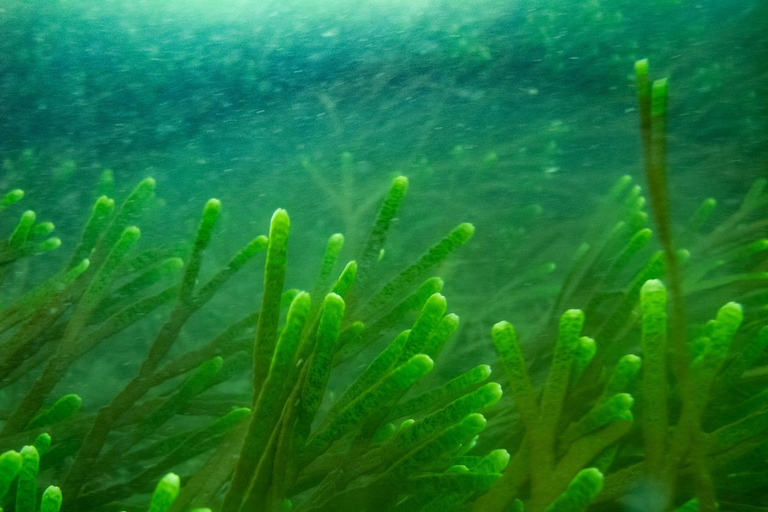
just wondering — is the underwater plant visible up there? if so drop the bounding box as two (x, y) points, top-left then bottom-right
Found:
(0, 58), (766, 512)
(468, 60), (768, 512)
(1, 438), (196, 512)
(1, 162), (525, 511)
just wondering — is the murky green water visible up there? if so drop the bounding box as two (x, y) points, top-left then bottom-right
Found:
(1, 1), (766, 511)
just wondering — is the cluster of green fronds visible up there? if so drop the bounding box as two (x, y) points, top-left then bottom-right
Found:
(202, 178), (508, 512)
(1, 59), (766, 512)
(1, 441), (198, 512)
(0, 159), (532, 512)
(469, 60), (768, 512)
(0, 175), (270, 510)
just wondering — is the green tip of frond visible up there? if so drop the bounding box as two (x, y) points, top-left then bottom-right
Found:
(166, 257), (185, 271)
(444, 312), (459, 325)
(559, 310), (585, 340)
(492, 320), (514, 337)
(636, 228), (652, 242)
(0, 450), (22, 500)
(446, 465), (470, 474)
(40, 486), (62, 512)
(96, 195), (115, 210)
(463, 413), (487, 432)
(36, 237), (61, 253)
(704, 303), (743, 359)
(323, 292), (345, 311)
(614, 174), (634, 190)
(147, 473), (180, 512)
(563, 309), (585, 322)
(484, 449), (511, 472)
(33, 433), (51, 455)
(139, 177), (157, 191)
(749, 238), (768, 254)
(640, 279), (667, 304)
(614, 392), (634, 409)
(3, 189), (24, 205)
(332, 261), (357, 296)
(602, 355), (641, 401)
(123, 178), (157, 210)
(32, 222), (55, 237)
(374, 423), (397, 443)
(478, 364), (492, 379)
(425, 292), (447, 311)
(482, 382), (504, 405)
(10, 210), (36, 246)
(19, 444), (39, 460)
(574, 336), (597, 375)
(29, 393), (82, 429)
(74, 259), (91, 273)
(205, 355), (225, 371)
(204, 198), (222, 214)
(123, 226), (141, 242)
(716, 302), (743, 328)
(577, 336), (596, 357)
(634, 59), (649, 76)
(619, 354), (642, 371)
(328, 233), (344, 248)
(425, 277), (444, 292)
(410, 354), (435, 374)
(392, 175), (409, 192)
(651, 78), (668, 116)
(457, 222), (475, 241)
(290, 291), (312, 311)
(610, 175), (634, 199)
(271, 208), (290, 228)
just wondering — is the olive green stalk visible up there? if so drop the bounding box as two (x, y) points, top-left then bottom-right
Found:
(391, 364), (492, 419)
(9, 211), (36, 250)
(357, 175), (409, 288)
(0, 451), (22, 501)
(15, 446), (39, 512)
(224, 292), (309, 512)
(306, 354), (434, 460)
(312, 233), (344, 300)
(28, 394), (82, 429)
(69, 195), (115, 267)
(253, 209), (291, 396)
(639, 279), (669, 475)
(491, 321), (539, 429)
(398, 293), (447, 363)
(364, 223), (474, 313)
(296, 293), (346, 444)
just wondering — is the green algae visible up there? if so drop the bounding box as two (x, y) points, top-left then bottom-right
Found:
(0, 60), (766, 512)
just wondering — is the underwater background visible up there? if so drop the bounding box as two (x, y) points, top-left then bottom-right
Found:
(0, 1), (767, 511)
